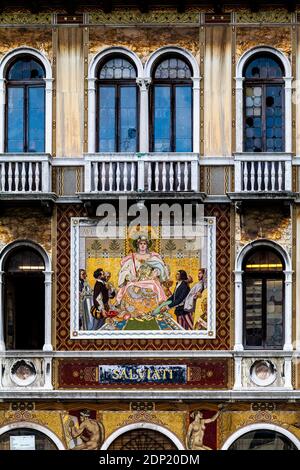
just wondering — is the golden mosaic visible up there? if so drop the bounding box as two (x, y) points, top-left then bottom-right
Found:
(0, 27), (52, 60)
(89, 26), (200, 62)
(102, 410), (186, 444)
(236, 27), (292, 58)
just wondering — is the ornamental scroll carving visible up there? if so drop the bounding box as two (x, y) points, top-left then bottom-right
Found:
(236, 9), (292, 24)
(0, 13), (52, 24)
(89, 10), (201, 25)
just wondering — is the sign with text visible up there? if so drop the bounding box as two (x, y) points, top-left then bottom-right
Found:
(57, 359), (229, 389)
(10, 435), (35, 450)
(99, 365), (187, 384)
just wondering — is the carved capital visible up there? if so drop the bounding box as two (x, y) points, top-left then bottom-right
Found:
(136, 77), (152, 91)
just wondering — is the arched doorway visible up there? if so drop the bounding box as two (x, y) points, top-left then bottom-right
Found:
(108, 429), (177, 450)
(0, 423), (65, 450)
(4, 247), (45, 349)
(222, 424), (300, 450)
(243, 246), (285, 349)
(102, 423), (184, 450)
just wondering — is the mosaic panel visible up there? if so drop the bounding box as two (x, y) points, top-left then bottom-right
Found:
(56, 204), (230, 350)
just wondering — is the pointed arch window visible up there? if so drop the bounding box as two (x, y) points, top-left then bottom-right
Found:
(6, 56), (45, 153)
(243, 54), (285, 152)
(151, 56), (192, 152)
(97, 56), (138, 152)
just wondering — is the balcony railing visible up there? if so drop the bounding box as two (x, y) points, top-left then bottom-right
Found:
(84, 153), (200, 193)
(0, 154), (52, 194)
(234, 153), (292, 193)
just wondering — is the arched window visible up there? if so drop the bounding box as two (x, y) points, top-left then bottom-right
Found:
(6, 56), (46, 153)
(243, 247), (285, 349)
(107, 429), (178, 450)
(4, 247), (45, 350)
(243, 53), (284, 152)
(228, 430), (297, 451)
(151, 56), (192, 152)
(97, 56), (138, 152)
(0, 428), (58, 450)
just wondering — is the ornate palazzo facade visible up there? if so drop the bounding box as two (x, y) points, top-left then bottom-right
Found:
(0, 1), (300, 451)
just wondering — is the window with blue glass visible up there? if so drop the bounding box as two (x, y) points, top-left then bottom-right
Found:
(243, 54), (284, 152)
(6, 56), (45, 153)
(152, 56), (192, 152)
(97, 57), (138, 152)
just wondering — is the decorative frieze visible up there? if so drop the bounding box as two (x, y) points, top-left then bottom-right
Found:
(0, 12), (52, 25)
(89, 10), (200, 25)
(236, 9), (292, 24)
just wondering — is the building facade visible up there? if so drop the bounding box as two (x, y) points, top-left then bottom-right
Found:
(0, 0), (300, 451)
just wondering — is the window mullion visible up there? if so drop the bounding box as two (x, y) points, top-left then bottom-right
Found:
(172, 84), (175, 152)
(262, 278), (267, 348)
(116, 84), (119, 153)
(24, 85), (28, 152)
(262, 85), (267, 152)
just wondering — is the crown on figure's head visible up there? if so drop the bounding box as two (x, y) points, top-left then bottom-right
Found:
(137, 235), (149, 243)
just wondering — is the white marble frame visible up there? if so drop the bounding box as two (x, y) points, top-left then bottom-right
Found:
(87, 45), (201, 154)
(0, 47), (53, 154)
(235, 46), (292, 153)
(87, 47), (144, 154)
(0, 240), (53, 352)
(101, 422), (185, 450)
(70, 217), (216, 339)
(0, 422), (65, 450)
(234, 239), (293, 352)
(144, 46), (201, 153)
(221, 423), (300, 450)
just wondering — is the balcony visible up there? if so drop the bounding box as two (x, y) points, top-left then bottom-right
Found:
(229, 153), (295, 201)
(80, 153), (204, 204)
(0, 154), (56, 209)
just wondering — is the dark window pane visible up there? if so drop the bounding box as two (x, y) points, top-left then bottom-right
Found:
(245, 278), (263, 347)
(99, 57), (136, 80)
(229, 431), (297, 450)
(154, 86), (171, 152)
(154, 57), (192, 79)
(98, 86), (116, 152)
(266, 279), (283, 348)
(119, 86), (137, 152)
(244, 80), (284, 152)
(175, 86), (192, 151)
(8, 58), (45, 80)
(244, 55), (284, 79)
(244, 249), (283, 272)
(28, 87), (45, 152)
(7, 87), (24, 152)
(265, 85), (283, 152)
(245, 86), (263, 152)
